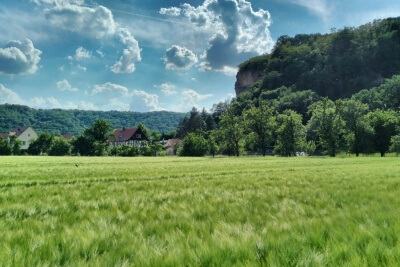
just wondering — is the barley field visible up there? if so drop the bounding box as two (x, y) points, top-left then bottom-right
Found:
(0, 156), (399, 266)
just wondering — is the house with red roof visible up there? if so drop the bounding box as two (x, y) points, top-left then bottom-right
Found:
(108, 127), (149, 147)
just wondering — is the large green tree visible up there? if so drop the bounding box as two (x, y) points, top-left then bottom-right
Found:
(340, 100), (373, 156)
(179, 133), (208, 157)
(274, 110), (307, 156)
(243, 100), (276, 156)
(0, 137), (12, 155)
(217, 107), (244, 157)
(72, 119), (113, 156)
(28, 132), (54, 155)
(48, 137), (71, 156)
(367, 109), (399, 157)
(177, 107), (206, 138)
(308, 98), (345, 156)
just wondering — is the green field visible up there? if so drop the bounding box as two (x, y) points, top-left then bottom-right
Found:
(0, 156), (399, 266)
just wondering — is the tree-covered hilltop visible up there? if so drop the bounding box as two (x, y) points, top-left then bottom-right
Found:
(172, 17), (400, 158)
(236, 17), (400, 100)
(0, 104), (186, 135)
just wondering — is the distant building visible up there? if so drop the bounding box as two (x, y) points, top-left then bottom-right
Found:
(164, 139), (182, 156)
(108, 127), (149, 147)
(8, 126), (38, 150)
(61, 134), (74, 141)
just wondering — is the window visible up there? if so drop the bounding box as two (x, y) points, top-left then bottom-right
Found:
(23, 141), (26, 145)
(136, 134), (141, 139)
(28, 134), (30, 137)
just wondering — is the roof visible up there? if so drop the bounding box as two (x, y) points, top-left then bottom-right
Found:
(164, 139), (182, 149)
(9, 126), (31, 137)
(0, 133), (8, 139)
(108, 128), (139, 142)
(62, 134), (74, 140)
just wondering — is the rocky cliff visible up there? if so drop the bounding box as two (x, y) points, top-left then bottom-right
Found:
(234, 70), (264, 96)
(234, 54), (268, 97)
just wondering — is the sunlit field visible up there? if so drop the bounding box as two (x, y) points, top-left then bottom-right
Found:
(0, 156), (399, 266)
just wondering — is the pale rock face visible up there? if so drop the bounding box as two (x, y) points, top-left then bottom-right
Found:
(234, 69), (264, 96)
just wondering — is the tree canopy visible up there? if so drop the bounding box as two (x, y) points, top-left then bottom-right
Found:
(0, 104), (186, 136)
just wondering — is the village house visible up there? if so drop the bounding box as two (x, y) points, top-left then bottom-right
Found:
(164, 139), (182, 156)
(61, 134), (74, 141)
(7, 126), (38, 150)
(107, 127), (149, 147)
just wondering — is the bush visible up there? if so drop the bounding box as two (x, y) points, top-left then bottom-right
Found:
(48, 138), (71, 156)
(114, 145), (140, 157)
(390, 135), (400, 156)
(179, 133), (208, 157)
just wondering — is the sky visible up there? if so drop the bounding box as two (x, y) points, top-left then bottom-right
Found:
(0, 0), (400, 113)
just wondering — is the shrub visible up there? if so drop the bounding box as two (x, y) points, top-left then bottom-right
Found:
(179, 133), (208, 157)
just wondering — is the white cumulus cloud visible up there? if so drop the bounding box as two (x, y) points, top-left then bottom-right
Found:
(174, 89), (213, 111)
(160, 0), (273, 75)
(159, 7), (182, 17)
(130, 90), (163, 112)
(163, 45), (198, 70)
(29, 96), (63, 109)
(57, 79), (78, 92)
(91, 82), (129, 96)
(155, 83), (178, 96)
(111, 28), (142, 73)
(0, 84), (25, 104)
(0, 83), (98, 110)
(68, 46), (91, 61)
(45, 5), (116, 38)
(43, 2), (141, 74)
(0, 39), (42, 75)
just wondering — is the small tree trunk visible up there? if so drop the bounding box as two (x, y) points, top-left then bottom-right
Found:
(235, 142), (239, 157)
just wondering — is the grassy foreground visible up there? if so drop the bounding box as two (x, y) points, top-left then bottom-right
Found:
(0, 156), (399, 266)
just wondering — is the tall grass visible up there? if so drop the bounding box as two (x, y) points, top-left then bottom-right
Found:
(0, 156), (399, 266)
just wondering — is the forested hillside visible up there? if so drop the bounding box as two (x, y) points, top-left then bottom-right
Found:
(236, 17), (400, 100)
(172, 17), (400, 158)
(0, 104), (185, 135)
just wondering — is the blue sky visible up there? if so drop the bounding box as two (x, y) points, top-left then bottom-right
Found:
(1, 0), (400, 112)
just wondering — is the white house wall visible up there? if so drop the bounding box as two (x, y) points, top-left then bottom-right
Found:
(17, 127), (38, 150)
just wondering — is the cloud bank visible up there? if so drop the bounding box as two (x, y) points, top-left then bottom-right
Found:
(45, 4), (116, 38)
(0, 39), (42, 75)
(155, 83), (178, 96)
(44, 2), (141, 74)
(163, 45), (198, 70)
(160, 0), (273, 75)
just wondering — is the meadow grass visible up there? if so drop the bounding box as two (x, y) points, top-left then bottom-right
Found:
(0, 156), (399, 266)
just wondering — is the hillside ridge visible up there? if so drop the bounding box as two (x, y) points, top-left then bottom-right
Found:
(0, 104), (186, 135)
(235, 17), (400, 99)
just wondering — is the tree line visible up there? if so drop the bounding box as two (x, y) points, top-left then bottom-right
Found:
(0, 104), (185, 136)
(176, 74), (400, 157)
(0, 120), (168, 157)
(2, 75), (400, 157)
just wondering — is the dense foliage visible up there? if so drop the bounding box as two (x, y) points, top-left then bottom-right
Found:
(239, 17), (400, 101)
(0, 104), (185, 135)
(179, 17), (400, 157)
